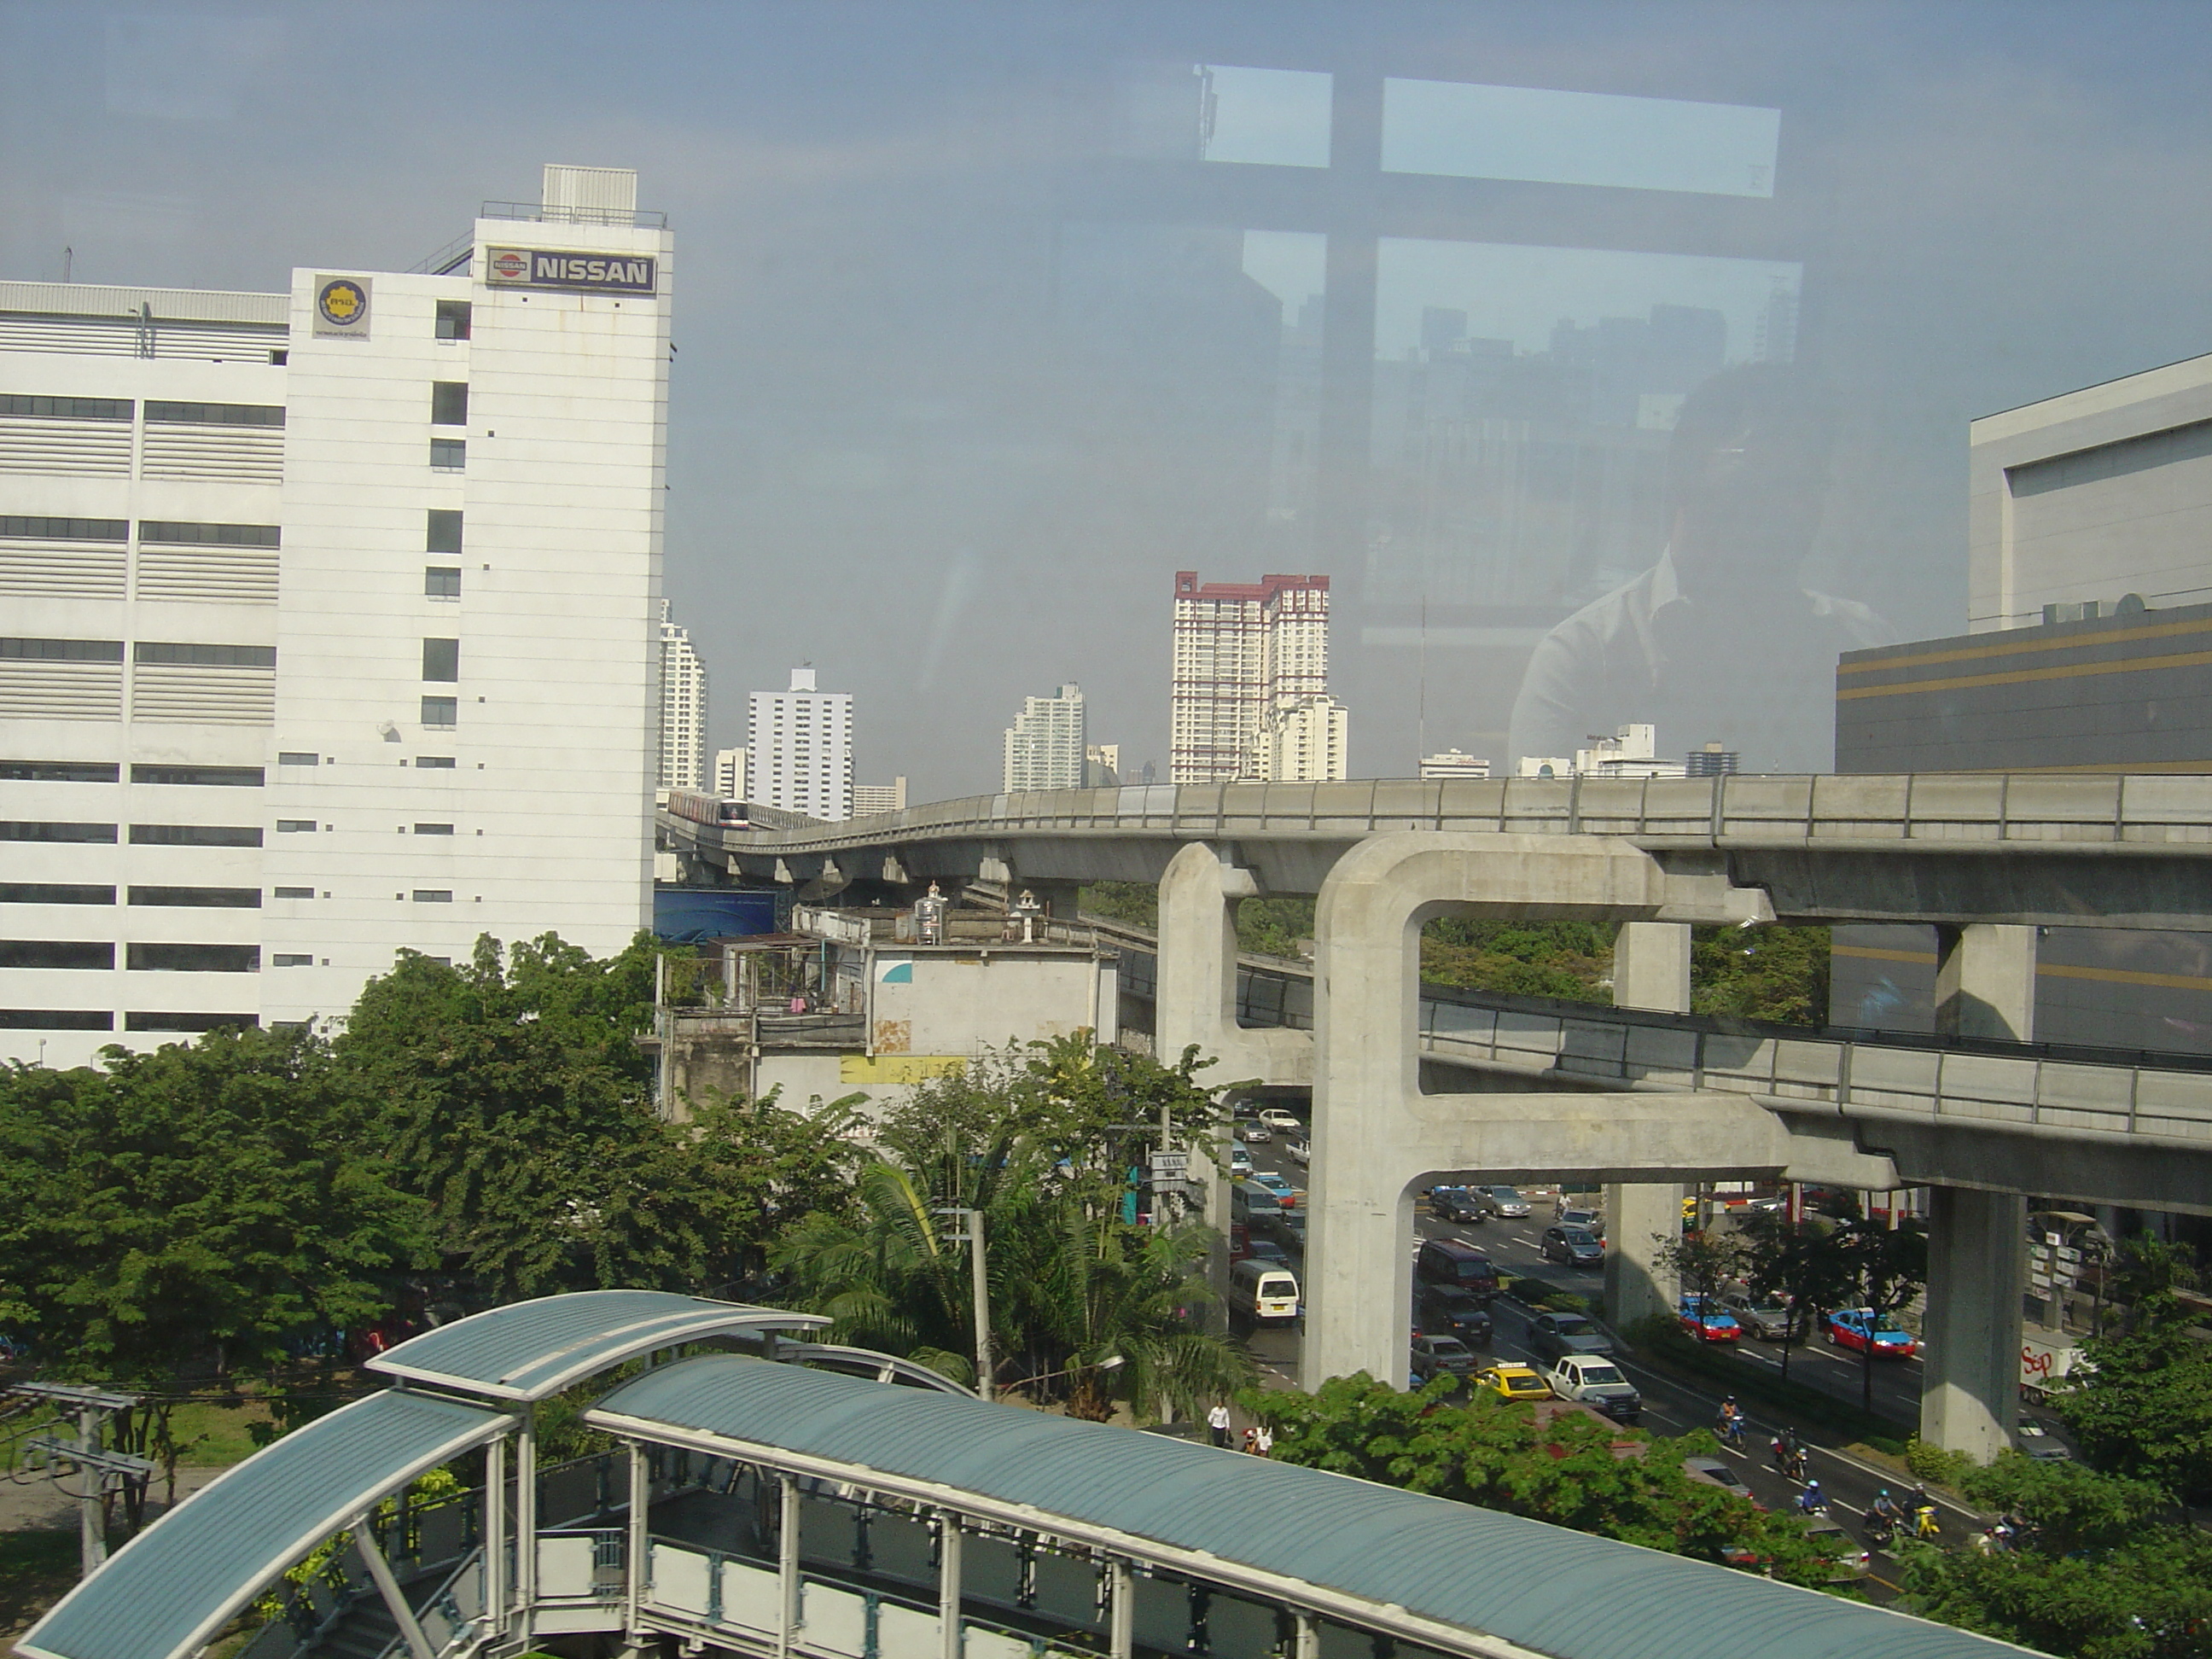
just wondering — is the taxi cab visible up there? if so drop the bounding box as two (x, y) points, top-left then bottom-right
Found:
(1473, 1363), (1551, 1402)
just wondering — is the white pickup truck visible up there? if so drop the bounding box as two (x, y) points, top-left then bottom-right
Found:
(1542, 1354), (1643, 1423)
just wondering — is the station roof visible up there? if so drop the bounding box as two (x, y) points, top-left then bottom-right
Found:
(19, 1388), (509, 1659)
(367, 1289), (828, 1401)
(591, 1356), (2034, 1659)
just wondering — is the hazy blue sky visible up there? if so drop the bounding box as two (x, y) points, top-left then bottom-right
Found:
(6, 2), (2210, 790)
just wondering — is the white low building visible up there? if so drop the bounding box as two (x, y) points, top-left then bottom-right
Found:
(0, 164), (671, 1066)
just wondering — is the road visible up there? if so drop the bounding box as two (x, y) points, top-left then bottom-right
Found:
(1232, 1132), (2047, 1598)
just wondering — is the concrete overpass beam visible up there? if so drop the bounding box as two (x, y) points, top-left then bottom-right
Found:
(1306, 832), (1778, 1387)
(1919, 1185), (2028, 1461)
(1934, 923), (2037, 1041)
(1155, 841), (1312, 1088)
(1606, 921), (1692, 1330)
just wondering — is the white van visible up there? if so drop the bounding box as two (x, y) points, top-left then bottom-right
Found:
(1228, 1258), (1301, 1325)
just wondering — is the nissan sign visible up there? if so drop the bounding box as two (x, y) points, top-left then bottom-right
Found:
(485, 247), (657, 294)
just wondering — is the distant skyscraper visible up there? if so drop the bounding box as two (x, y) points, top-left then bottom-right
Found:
(658, 602), (709, 792)
(713, 746), (748, 800)
(1084, 742), (1121, 786)
(851, 777), (908, 817)
(1003, 683), (1088, 791)
(1249, 696), (1348, 782)
(1170, 570), (1331, 782)
(748, 667), (851, 820)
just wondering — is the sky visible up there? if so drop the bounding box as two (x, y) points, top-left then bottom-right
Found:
(6, 1), (2212, 793)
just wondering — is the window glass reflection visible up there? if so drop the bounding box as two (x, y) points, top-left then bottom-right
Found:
(1201, 65), (1334, 168)
(1382, 78), (1778, 197)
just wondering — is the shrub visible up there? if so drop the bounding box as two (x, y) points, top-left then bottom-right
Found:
(1904, 1437), (1979, 1488)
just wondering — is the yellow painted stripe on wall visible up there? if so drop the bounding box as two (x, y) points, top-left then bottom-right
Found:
(1835, 647), (2212, 701)
(1831, 945), (2212, 993)
(1837, 616), (2212, 676)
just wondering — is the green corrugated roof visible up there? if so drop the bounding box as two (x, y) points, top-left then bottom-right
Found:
(368, 1288), (826, 1400)
(592, 1357), (2033, 1659)
(19, 1388), (510, 1659)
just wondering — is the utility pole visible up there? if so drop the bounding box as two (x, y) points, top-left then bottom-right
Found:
(11, 1382), (150, 1579)
(937, 1208), (994, 1400)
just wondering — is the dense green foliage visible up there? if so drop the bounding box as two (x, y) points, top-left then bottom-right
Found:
(1691, 924), (1831, 1023)
(1250, 1373), (1845, 1588)
(1898, 1455), (2212, 1658)
(1079, 882), (1158, 930)
(2052, 1237), (2212, 1499)
(1420, 918), (1615, 1001)
(774, 1039), (1251, 1417)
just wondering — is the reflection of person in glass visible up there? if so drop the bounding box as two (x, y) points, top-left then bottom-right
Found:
(1506, 364), (1894, 772)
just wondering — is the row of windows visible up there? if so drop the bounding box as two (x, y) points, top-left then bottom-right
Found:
(0, 942), (261, 971)
(0, 395), (285, 427)
(2, 821), (474, 845)
(0, 1010), (258, 1033)
(0, 763), (265, 787)
(3, 640), (275, 667)
(0, 886), (260, 907)
(0, 519), (282, 547)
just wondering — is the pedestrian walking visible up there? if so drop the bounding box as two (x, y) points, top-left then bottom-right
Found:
(1208, 1400), (1232, 1448)
(1253, 1423), (1274, 1458)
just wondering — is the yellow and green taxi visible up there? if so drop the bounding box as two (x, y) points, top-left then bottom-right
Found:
(1473, 1363), (1551, 1402)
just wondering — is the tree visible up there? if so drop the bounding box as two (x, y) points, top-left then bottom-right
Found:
(1249, 1374), (1842, 1588)
(0, 1027), (428, 1388)
(1834, 1217), (1927, 1413)
(1898, 1455), (2212, 1658)
(339, 934), (856, 1302)
(771, 1036), (1251, 1416)
(1654, 1226), (1745, 1307)
(1689, 925), (1831, 1024)
(1733, 1213), (1856, 1381)
(2055, 1318), (2212, 1499)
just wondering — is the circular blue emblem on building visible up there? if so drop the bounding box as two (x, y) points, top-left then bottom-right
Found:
(317, 277), (368, 329)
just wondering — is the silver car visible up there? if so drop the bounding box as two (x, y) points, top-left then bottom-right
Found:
(1477, 1185), (1530, 1219)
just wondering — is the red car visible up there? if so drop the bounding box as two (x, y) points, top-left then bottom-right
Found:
(1679, 1296), (1743, 1344)
(1825, 1307), (1919, 1359)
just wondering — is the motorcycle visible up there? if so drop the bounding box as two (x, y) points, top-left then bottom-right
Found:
(1913, 1504), (1942, 1540)
(1865, 1514), (1898, 1549)
(1770, 1438), (1807, 1483)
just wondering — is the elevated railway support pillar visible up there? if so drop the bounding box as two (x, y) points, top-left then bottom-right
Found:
(1606, 923), (1692, 1328)
(1922, 923), (2036, 1459)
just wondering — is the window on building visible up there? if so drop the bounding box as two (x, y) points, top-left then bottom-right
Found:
(271, 954), (313, 967)
(422, 639), (459, 681)
(426, 509), (463, 554)
(129, 765), (265, 787)
(0, 940), (114, 969)
(4, 822), (119, 843)
(126, 943), (259, 973)
(275, 820), (316, 834)
(136, 521), (281, 547)
(277, 752), (317, 766)
(3, 637), (124, 662)
(272, 886), (314, 899)
(412, 890), (453, 903)
(424, 565), (462, 598)
(413, 823), (455, 835)
(129, 823), (261, 847)
(143, 402), (285, 428)
(0, 760), (119, 782)
(415, 755), (457, 769)
(0, 1009), (114, 1030)
(431, 382), (469, 426)
(0, 395), (132, 421)
(133, 643), (276, 669)
(430, 438), (466, 470)
(127, 886), (262, 908)
(125, 1011), (256, 1032)
(422, 697), (458, 728)
(434, 300), (472, 341)
(0, 883), (114, 905)
(0, 516), (126, 541)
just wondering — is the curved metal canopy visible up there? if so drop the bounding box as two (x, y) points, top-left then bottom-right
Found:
(367, 1288), (829, 1401)
(18, 1388), (510, 1659)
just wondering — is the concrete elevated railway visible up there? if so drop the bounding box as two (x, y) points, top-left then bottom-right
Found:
(660, 776), (2212, 1458)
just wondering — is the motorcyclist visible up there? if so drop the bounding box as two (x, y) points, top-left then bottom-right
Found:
(1715, 1396), (1745, 1447)
(1795, 1479), (1825, 1516)
(1771, 1425), (1805, 1480)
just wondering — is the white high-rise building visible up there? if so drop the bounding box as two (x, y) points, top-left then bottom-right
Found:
(1248, 696), (1349, 783)
(1170, 570), (1331, 782)
(657, 601), (708, 792)
(850, 777), (907, 818)
(747, 667), (851, 821)
(1002, 683), (1086, 791)
(1418, 749), (1491, 780)
(713, 746), (747, 800)
(0, 163), (672, 1067)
